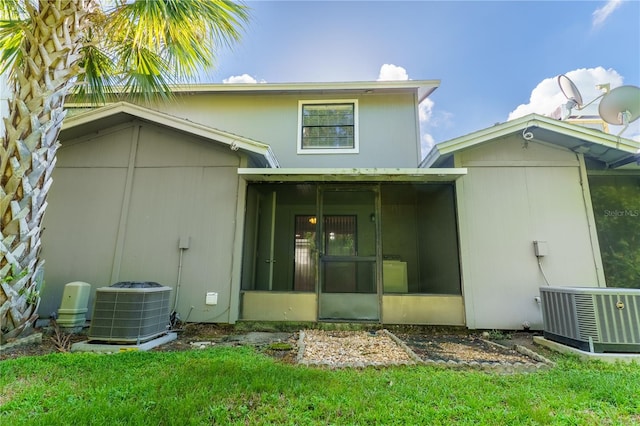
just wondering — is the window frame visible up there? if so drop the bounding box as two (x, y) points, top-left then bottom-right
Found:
(297, 99), (359, 154)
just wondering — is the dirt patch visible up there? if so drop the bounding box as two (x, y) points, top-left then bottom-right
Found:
(396, 333), (535, 364)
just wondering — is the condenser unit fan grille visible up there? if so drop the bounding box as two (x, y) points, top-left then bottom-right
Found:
(540, 286), (640, 353)
(88, 282), (172, 344)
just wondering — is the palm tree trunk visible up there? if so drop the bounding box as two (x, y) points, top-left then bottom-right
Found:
(1, 0), (95, 342)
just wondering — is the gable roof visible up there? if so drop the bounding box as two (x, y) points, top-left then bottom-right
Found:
(422, 114), (640, 169)
(60, 102), (279, 168)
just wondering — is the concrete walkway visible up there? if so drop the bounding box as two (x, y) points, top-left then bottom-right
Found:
(534, 336), (640, 364)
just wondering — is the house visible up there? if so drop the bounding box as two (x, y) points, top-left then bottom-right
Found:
(40, 80), (640, 330)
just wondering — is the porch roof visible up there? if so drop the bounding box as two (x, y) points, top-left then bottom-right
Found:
(238, 168), (466, 182)
(421, 113), (640, 169)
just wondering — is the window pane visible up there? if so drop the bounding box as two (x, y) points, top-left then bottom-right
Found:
(301, 103), (355, 149)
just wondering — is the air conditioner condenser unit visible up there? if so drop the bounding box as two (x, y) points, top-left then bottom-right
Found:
(540, 286), (640, 353)
(88, 282), (172, 344)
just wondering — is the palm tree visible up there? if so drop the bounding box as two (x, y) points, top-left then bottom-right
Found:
(0, 0), (248, 342)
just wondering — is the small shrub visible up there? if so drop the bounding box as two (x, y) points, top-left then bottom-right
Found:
(485, 330), (512, 340)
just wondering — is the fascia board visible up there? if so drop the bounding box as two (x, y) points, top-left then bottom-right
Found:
(421, 114), (640, 169)
(237, 167), (467, 182)
(171, 80), (441, 96)
(65, 81), (441, 101)
(419, 145), (445, 168)
(431, 113), (639, 157)
(534, 117), (640, 153)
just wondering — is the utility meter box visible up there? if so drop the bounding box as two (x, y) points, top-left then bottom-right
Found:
(533, 240), (549, 257)
(57, 281), (91, 328)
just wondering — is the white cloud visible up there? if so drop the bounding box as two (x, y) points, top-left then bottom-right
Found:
(508, 67), (624, 120)
(508, 67), (640, 141)
(222, 74), (264, 84)
(377, 64), (409, 81)
(419, 98), (434, 123)
(422, 132), (436, 156)
(592, 0), (622, 28)
(418, 98), (436, 154)
(375, 63), (441, 156)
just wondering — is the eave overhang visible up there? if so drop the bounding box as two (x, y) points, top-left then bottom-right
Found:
(169, 80), (440, 102)
(238, 168), (466, 182)
(422, 114), (640, 169)
(61, 102), (280, 168)
(66, 80), (440, 107)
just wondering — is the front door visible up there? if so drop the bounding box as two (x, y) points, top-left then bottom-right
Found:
(318, 187), (380, 320)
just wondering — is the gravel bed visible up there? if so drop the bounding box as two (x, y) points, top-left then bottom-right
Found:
(298, 330), (554, 372)
(298, 329), (415, 367)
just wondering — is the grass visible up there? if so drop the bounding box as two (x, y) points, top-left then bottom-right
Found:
(1, 347), (639, 425)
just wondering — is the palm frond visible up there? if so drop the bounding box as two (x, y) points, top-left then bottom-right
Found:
(115, 41), (175, 102)
(163, 0), (249, 76)
(104, 0), (249, 83)
(0, 18), (24, 74)
(0, 0), (26, 20)
(0, 0), (29, 78)
(73, 41), (119, 105)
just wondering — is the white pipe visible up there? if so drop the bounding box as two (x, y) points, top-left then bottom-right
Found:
(173, 247), (185, 312)
(537, 257), (551, 286)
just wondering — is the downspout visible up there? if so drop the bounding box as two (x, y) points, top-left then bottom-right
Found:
(173, 239), (189, 314)
(228, 156), (250, 323)
(453, 153), (471, 328)
(576, 153), (606, 287)
(110, 123), (140, 283)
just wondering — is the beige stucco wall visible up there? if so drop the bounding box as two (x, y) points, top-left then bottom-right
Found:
(382, 295), (465, 325)
(41, 120), (245, 323)
(241, 292), (465, 325)
(241, 292), (317, 321)
(455, 137), (604, 330)
(150, 92), (421, 168)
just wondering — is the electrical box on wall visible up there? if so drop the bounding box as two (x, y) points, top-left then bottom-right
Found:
(179, 236), (190, 249)
(206, 292), (218, 305)
(533, 240), (549, 257)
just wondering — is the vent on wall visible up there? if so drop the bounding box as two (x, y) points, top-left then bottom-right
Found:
(540, 286), (640, 353)
(88, 282), (172, 344)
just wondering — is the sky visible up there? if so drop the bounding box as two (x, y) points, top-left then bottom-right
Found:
(205, 0), (640, 156)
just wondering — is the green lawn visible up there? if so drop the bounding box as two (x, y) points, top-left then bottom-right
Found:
(1, 347), (638, 425)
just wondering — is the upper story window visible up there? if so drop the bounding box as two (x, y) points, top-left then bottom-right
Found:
(297, 100), (359, 154)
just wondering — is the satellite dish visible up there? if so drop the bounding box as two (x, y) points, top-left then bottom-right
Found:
(598, 85), (640, 125)
(598, 85), (640, 136)
(558, 74), (584, 108)
(556, 74), (608, 121)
